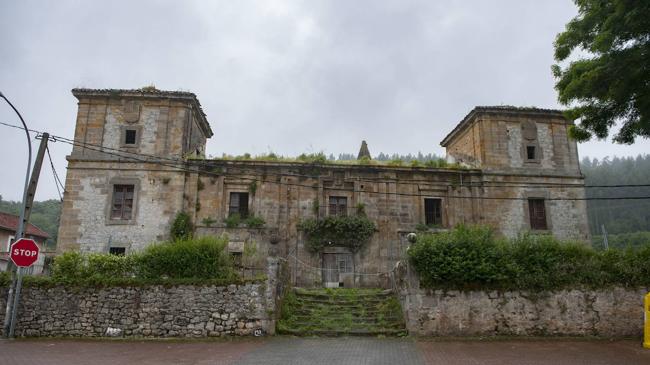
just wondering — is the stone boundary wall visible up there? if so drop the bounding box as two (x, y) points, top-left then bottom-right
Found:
(0, 258), (281, 338)
(395, 264), (648, 337)
(0, 283), (271, 338)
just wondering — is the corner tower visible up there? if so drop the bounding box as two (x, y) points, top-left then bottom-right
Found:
(57, 88), (213, 253)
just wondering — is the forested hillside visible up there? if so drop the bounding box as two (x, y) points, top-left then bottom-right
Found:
(582, 155), (650, 234)
(0, 196), (60, 249)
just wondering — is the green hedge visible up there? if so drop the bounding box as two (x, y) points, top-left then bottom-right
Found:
(24, 236), (242, 287)
(408, 225), (650, 291)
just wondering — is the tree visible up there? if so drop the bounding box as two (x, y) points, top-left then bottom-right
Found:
(552, 0), (650, 144)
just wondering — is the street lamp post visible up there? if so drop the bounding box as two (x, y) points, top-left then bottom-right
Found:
(0, 91), (33, 337)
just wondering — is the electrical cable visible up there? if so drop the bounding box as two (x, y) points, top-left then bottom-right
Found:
(2, 121), (650, 201)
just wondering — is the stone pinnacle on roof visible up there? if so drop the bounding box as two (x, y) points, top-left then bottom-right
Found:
(357, 140), (371, 160)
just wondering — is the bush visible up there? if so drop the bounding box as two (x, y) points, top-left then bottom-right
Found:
(136, 236), (235, 280)
(51, 251), (86, 283)
(86, 253), (137, 279)
(170, 211), (193, 240)
(43, 236), (238, 286)
(408, 225), (650, 291)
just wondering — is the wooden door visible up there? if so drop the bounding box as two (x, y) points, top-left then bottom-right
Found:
(322, 253), (339, 287)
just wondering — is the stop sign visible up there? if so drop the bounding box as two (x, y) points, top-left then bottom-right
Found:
(10, 238), (40, 267)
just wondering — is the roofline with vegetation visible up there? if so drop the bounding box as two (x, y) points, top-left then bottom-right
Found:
(189, 155), (477, 173)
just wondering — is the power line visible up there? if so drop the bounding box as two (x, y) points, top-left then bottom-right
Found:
(3, 120), (650, 189)
(52, 138), (650, 201)
(3, 121), (650, 201)
(45, 145), (65, 201)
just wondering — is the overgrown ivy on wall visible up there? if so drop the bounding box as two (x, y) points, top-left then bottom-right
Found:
(298, 215), (376, 253)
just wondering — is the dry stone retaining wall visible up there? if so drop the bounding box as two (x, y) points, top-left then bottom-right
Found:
(397, 266), (648, 337)
(0, 282), (273, 338)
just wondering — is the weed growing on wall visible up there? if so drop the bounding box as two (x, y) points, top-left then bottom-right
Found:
(170, 211), (193, 240)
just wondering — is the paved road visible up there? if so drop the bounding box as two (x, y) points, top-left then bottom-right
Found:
(1, 337), (649, 365)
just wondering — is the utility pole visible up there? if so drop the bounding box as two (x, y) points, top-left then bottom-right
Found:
(4, 133), (49, 338)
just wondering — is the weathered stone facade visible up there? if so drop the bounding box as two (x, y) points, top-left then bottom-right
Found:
(57, 89), (590, 288)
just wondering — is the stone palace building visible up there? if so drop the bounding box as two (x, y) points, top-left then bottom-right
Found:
(57, 88), (589, 287)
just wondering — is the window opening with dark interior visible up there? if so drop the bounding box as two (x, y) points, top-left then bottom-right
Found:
(125, 129), (137, 145)
(424, 198), (442, 226)
(527, 145), (536, 160)
(111, 184), (134, 220)
(109, 247), (126, 256)
(229, 192), (249, 218)
(328, 196), (348, 216)
(528, 198), (547, 230)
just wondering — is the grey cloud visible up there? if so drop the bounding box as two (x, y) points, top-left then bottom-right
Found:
(0, 0), (647, 200)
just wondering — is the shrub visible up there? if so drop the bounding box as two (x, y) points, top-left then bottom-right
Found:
(170, 211), (193, 240)
(86, 253), (136, 279)
(136, 236), (235, 280)
(408, 225), (650, 291)
(43, 236), (238, 286)
(51, 251), (85, 283)
(408, 225), (510, 289)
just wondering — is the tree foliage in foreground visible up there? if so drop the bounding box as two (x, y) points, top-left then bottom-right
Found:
(552, 0), (650, 144)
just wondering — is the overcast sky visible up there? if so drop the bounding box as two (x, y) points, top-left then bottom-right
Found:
(1, 0), (648, 201)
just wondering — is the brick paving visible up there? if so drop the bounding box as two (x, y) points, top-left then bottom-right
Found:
(417, 339), (650, 365)
(0, 337), (649, 365)
(237, 337), (423, 365)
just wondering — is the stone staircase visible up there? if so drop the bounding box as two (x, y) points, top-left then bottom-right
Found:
(277, 288), (407, 336)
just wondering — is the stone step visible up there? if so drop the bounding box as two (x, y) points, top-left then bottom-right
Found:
(294, 288), (393, 298)
(278, 287), (407, 337)
(278, 327), (407, 337)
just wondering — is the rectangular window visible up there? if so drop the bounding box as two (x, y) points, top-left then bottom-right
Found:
(109, 247), (126, 256)
(228, 192), (249, 218)
(328, 196), (348, 216)
(111, 184), (134, 220)
(526, 146), (536, 160)
(528, 198), (547, 230)
(124, 129), (137, 145)
(424, 198), (442, 226)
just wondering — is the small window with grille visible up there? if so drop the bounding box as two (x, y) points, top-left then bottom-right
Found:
(528, 198), (548, 230)
(328, 196), (348, 216)
(424, 198), (442, 226)
(228, 192), (249, 218)
(124, 129), (137, 145)
(526, 145), (536, 160)
(109, 247), (126, 256)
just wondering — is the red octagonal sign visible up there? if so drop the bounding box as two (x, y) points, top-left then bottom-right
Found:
(10, 238), (40, 267)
